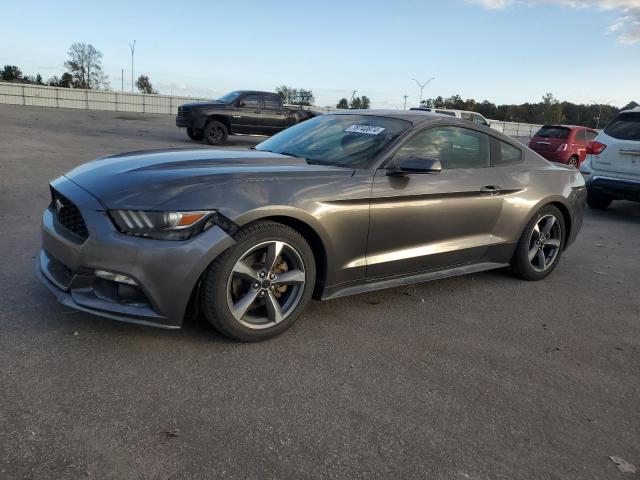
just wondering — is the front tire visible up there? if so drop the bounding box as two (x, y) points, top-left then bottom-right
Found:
(511, 205), (565, 281)
(200, 221), (316, 342)
(203, 120), (228, 145)
(586, 190), (613, 210)
(186, 127), (203, 141)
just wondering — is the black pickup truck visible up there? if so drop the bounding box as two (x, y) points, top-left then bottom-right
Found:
(176, 90), (316, 145)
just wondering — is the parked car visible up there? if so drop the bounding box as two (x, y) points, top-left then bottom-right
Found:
(580, 107), (640, 209)
(409, 107), (503, 132)
(38, 111), (585, 341)
(176, 90), (316, 145)
(527, 125), (599, 167)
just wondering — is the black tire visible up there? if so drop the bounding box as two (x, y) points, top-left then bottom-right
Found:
(586, 190), (613, 210)
(186, 127), (203, 141)
(200, 221), (316, 342)
(510, 205), (565, 281)
(203, 120), (228, 145)
(567, 156), (579, 168)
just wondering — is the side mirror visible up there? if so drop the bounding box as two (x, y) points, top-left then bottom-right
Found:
(387, 157), (442, 176)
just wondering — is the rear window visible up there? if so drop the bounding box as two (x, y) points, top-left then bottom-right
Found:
(533, 126), (570, 139)
(604, 112), (640, 141)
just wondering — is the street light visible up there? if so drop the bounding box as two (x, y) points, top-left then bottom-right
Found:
(591, 98), (613, 129)
(412, 77), (435, 106)
(129, 40), (136, 93)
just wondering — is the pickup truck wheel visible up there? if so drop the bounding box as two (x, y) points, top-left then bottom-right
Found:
(203, 120), (228, 145)
(186, 127), (203, 141)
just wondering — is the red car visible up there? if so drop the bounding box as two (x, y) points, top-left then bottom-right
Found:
(527, 125), (599, 167)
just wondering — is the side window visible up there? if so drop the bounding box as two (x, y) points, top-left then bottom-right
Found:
(263, 95), (281, 109)
(586, 130), (599, 141)
(573, 129), (586, 143)
(393, 126), (491, 169)
(239, 94), (261, 108)
(460, 112), (473, 121)
(435, 110), (456, 117)
(494, 140), (523, 165)
(472, 114), (487, 125)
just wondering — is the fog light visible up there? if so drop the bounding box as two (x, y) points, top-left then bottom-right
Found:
(94, 270), (138, 286)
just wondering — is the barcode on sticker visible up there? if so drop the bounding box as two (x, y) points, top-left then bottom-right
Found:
(344, 125), (386, 135)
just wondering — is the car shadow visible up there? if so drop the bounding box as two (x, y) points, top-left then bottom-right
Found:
(586, 201), (640, 225)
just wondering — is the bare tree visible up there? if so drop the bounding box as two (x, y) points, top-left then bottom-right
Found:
(64, 43), (108, 89)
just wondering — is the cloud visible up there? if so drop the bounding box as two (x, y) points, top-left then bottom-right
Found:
(467, 0), (640, 43)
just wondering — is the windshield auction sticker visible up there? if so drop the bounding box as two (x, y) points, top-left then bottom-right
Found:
(345, 125), (386, 135)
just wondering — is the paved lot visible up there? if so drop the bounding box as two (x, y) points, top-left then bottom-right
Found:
(1, 104), (639, 480)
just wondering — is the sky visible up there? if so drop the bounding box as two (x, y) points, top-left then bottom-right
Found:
(1, 0), (638, 109)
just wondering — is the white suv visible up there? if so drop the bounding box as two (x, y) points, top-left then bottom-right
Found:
(580, 107), (640, 209)
(409, 108), (503, 133)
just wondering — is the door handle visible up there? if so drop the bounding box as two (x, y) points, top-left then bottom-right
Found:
(480, 185), (503, 194)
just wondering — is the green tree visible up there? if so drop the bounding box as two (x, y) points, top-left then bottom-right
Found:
(336, 98), (349, 109)
(64, 42), (108, 89)
(135, 74), (158, 94)
(35, 73), (43, 85)
(359, 95), (370, 109)
(541, 92), (563, 124)
(349, 97), (362, 109)
(276, 85), (314, 106)
(1, 65), (22, 81)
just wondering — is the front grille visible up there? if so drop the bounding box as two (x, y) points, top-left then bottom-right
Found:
(50, 188), (89, 242)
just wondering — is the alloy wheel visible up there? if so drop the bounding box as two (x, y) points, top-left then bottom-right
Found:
(226, 241), (306, 330)
(528, 214), (562, 272)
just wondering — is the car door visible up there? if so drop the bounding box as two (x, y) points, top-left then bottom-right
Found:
(230, 94), (263, 133)
(366, 125), (506, 278)
(261, 94), (287, 133)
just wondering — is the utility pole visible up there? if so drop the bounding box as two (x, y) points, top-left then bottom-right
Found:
(121, 68), (124, 92)
(403, 95), (409, 110)
(129, 40), (136, 93)
(412, 77), (435, 106)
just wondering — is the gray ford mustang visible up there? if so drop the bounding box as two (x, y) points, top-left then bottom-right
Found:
(38, 110), (585, 341)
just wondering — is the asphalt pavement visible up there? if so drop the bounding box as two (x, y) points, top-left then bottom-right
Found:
(1, 104), (639, 480)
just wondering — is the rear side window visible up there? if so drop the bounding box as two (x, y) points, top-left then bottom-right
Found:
(534, 126), (570, 139)
(585, 130), (599, 141)
(263, 95), (281, 109)
(604, 112), (640, 141)
(494, 140), (522, 165)
(435, 110), (456, 117)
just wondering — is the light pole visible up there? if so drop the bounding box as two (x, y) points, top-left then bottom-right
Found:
(412, 77), (435, 107)
(403, 95), (408, 110)
(591, 99), (613, 129)
(129, 40), (136, 93)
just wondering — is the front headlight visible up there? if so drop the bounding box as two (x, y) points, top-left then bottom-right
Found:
(109, 210), (215, 240)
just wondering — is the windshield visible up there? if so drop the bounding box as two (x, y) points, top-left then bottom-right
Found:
(255, 114), (411, 168)
(218, 91), (241, 103)
(534, 126), (570, 139)
(604, 112), (640, 141)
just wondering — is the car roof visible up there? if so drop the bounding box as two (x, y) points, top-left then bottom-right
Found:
(328, 109), (450, 125)
(540, 124), (596, 131)
(234, 90), (278, 96)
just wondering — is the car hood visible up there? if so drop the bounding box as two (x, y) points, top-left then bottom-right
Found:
(64, 148), (351, 210)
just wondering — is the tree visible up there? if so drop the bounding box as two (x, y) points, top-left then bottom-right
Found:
(276, 85), (314, 105)
(541, 92), (563, 124)
(1, 65), (22, 82)
(135, 74), (158, 94)
(48, 73), (74, 88)
(622, 101), (639, 111)
(64, 43), (108, 89)
(336, 98), (349, 109)
(35, 73), (43, 85)
(359, 95), (370, 109)
(350, 97), (362, 109)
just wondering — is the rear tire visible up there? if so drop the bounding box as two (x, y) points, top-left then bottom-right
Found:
(200, 221), (316, 342)
(586, 190), (613, 210)
(186, 127), (203, 141)
(203, 120), (228, 145)
(510, 205), (565, 281)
